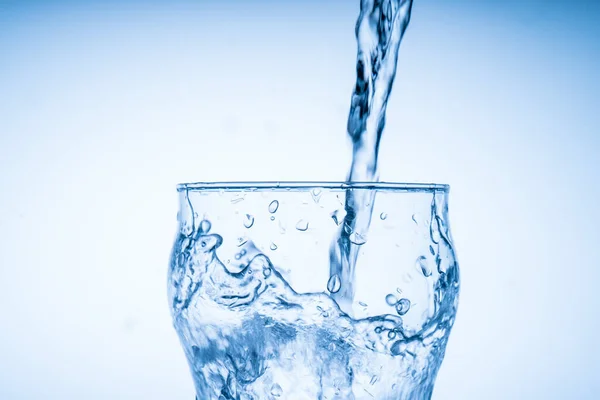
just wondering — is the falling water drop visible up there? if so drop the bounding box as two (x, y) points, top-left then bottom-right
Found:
(311, 188), (322, 203)
(327, 274), (341, 293)
(380, 212), (388, 220)
(270, 242), (278, 251)
(268, 200), (279, 213)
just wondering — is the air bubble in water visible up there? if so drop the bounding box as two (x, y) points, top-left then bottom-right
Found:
(390, 340), (407, 356)
(270, 242), (278, 251)
(417, 255), (432, 277)
(388, 330), (397, 340)
(270, 216), (275, 221)
(380, 212), (387, 220)
(270, 383), (282, 397)
(263, 267), (271, 278)
(295, 219), (309, 231)
(349, 231), (367, 245)
(268, 200), (279, 213)
(331, 210), (344, 226)
(327, 274), (341, 293)
(199, 220), (211, 234)
(385, 294), (398, 306)
(243, 214), (254, 228)
(395, 298), (411, 315)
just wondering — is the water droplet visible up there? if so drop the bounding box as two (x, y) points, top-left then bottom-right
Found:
(199, 220), (211, 234)
(243, 214), (254, 228)
(331, 210), (344, 226)
(240, 249), (246, 255)
(375, 327), (383, 334)
(311, 188), (322, 203)
(429, 245), (435, 255)
(327, 274), (341, 293)
(270, 383), (282, 397)
(388, 330), (397, 340)
(359, 301), (368, 307)
(417, 255), (432, 277)
(380, 212), (387, 220)
(412, 214), (418, 224)
(349, 231), (367, 245)
(268, 200), (279, 213)
(395, 298), (411, 315)
(295, 219), (309, 231)
(385, 294), (398, 306)
(234, 253), (241, 260)
(270, 215), (276, 221)
(263, 267), (271, 278)
(270, 242), (278, 251)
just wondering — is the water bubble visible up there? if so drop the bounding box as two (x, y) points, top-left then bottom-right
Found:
(270, 383), (283, 397)
(243, 214), (254, 228)
(331, 210), (344, 226)
(375, 327), (383, 334)
(349, 232), (367, 245)
(240, 249), (246, 255)
(388, 330), (397, 340)
(385, 294), (398, 306)
(390, 340), (407, 356)
(429, 245), (435, 255)
(270, 242), (278, 251)
(199, 220), (211, 234)
(380, 212), (387, 220)
(359, 301), (368, 307)
(395, 298), (411, 315)
(263, 267), (271, 278)
(327, 274), (341, 293)
(295, 219), (309, 231)
(270, 216), (276, 221)
(234, 253), (241, 260)
(417, 255), (432, 277)
(268, 200), (279, 213)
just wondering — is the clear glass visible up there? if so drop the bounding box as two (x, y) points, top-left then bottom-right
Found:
(168, 182), (460, 400)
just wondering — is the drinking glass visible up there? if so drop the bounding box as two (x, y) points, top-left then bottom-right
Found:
(168, 182), (460, 400)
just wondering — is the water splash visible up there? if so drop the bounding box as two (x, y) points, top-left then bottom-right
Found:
(168, 211), (459, 399)
(330, 0), (414, 316)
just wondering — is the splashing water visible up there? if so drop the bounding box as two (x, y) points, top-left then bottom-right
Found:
(329, 0), (414, 316)
(169, 200), (458, 399)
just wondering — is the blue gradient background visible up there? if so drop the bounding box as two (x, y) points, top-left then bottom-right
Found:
(1, 0), (599, 398)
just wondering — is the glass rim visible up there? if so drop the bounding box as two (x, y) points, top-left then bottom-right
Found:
(177, 181), (450, 192)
